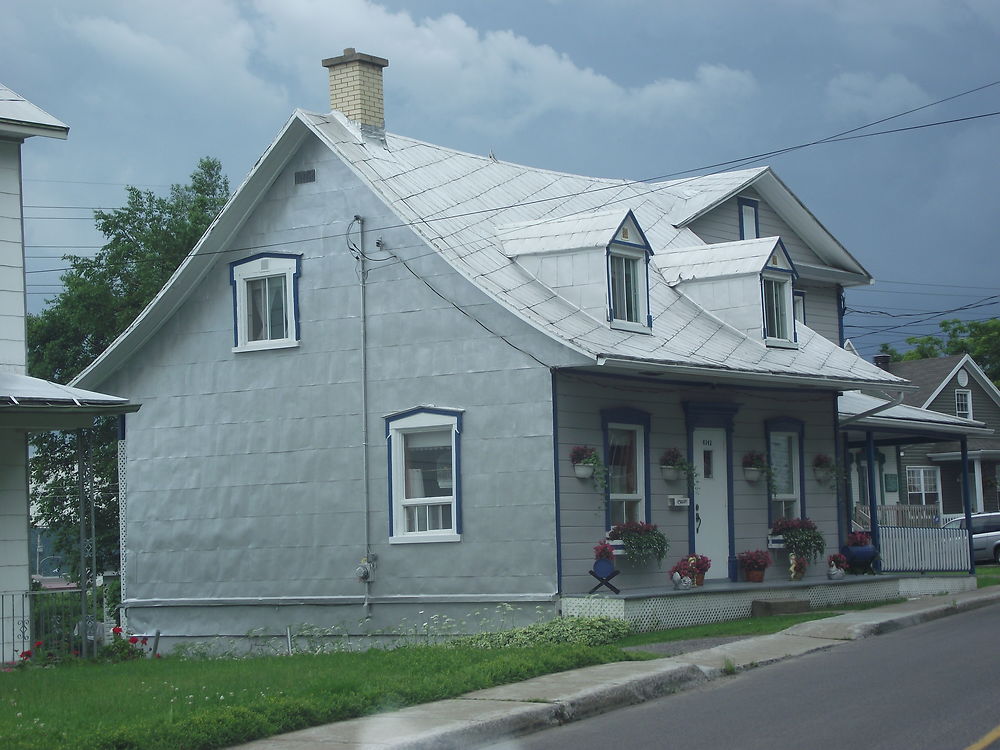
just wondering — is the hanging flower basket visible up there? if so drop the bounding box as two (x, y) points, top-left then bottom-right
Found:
(574, 463), (594, 479)
(660, 465), (681, 482)
(743, 467), (762, 483)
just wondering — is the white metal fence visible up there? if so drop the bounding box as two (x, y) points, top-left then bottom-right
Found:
(879, 526), (970, 573)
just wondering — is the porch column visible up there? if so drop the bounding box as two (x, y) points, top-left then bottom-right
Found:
(865, 431), (881, 571)
(973, 457), (984, 514)
(961, 437), (974, 574)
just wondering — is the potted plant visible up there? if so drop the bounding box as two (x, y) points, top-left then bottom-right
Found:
(737, 549), (771, 582)
(607, 522), (669, 567)
(841, 531), (878, 573)
(593, 540), (615, 562)
(742, 450), (767, 483)
(812, 454), (836, 486)
(668, 553), (711, 586)
(789, 555), (809, 581)
(827, 553), (848, 579)
(659, 447), (696, 484)
(570, 445), (606, 488)
(771, 517), (825, 579)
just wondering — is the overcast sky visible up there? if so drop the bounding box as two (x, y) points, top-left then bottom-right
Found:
(3, 0), (998, 360)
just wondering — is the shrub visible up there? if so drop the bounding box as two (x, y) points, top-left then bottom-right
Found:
(450, 616), (632, 649)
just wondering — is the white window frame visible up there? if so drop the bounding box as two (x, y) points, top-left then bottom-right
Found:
(387, 408), (462, 543)
(955, 389), (972, 419)
(793, 290), (806, 324)
(608, 248), (650, 333)
(606, 422), (645, 526)
(768, 430), (801, 521)
(738, 197), (760, 240)
(906, 466), (940, 507)
(762, 270), (796, 347)
(230, 254), (301, 352)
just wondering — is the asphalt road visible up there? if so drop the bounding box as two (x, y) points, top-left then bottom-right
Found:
(486, 601), (1000, 750)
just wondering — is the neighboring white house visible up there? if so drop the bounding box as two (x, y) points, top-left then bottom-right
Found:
(72, 50), (977, 646)
(0, 83), (137, 660)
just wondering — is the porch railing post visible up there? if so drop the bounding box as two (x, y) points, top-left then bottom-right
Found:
(865, 430), (881, 572)
(961, 437), (975, 575)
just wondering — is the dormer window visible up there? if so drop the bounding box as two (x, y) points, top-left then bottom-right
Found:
(607, 211), (652, 332)
(738, 197), (760, 240)
(760, 241), (797, 347)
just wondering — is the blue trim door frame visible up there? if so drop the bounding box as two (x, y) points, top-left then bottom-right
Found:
(683, 402), (740, 580)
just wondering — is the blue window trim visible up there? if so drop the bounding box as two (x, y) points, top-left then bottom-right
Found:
(385, 406), (464, 539)
(837, 286), (846, 347)
(601, 407), (652, 528)
(793, 289), (807, 324)
(683, 401), (740, 580)
(229, 252), (303, 347)
(737, 197), (760, 240)
(606, 210), (654, 328)
(765, 417), (806, 525)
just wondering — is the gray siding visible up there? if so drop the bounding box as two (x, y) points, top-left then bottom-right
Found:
(103, 135), (570, 640)
(687, 188), (843, 345)
(0, 141), (25, 373)
(556, 373), (841, 592)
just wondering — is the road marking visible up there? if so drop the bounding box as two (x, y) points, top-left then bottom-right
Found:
(966, 724), (1000, 750)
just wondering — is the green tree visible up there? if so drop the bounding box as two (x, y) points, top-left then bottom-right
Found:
(880, 318), (1000, 385)
(27, 157), (230, 577)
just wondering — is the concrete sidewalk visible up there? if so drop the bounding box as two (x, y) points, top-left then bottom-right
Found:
(236, 586), (1000, 750)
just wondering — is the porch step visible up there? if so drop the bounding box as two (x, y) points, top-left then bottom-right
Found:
(751, 598), (810, 617)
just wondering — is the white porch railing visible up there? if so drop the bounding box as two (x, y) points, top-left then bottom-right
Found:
(852, 504), (939, 529)
(878, 526), (970, 573)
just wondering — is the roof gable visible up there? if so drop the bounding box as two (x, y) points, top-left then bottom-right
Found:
(886, 354), (1000, 411)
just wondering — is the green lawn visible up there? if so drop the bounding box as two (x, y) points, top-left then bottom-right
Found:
(0, 644), (632, 750)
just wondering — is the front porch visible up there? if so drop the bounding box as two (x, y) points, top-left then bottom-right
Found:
(561, 574), (975, 632)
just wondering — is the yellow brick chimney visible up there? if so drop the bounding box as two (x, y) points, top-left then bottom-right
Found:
(321, 48), (389, 129)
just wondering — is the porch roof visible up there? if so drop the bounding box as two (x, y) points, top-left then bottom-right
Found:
(838, 390), (992, 444)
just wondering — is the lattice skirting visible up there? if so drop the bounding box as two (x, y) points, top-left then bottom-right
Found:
(561, 576), (975, 633)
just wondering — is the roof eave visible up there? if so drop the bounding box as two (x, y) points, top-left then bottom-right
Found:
(594, 355), (915, 391)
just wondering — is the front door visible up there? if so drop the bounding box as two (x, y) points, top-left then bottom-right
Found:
(693, 427), (729, 578)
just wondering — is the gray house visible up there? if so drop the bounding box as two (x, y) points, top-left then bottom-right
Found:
(884, 354), (1000, 519)
(74, 50), (920, 644)
(0, 84), (136, 660)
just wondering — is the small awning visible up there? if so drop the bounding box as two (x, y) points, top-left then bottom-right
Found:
(0, 372), (138, 431)
(839, 391), (992, 445)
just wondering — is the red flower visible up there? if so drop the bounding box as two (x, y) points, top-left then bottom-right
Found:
(155, 653), (162, 659)
(129, 636), (139, 644)
(72, 650), (80, 657)
(19, 650), (31, 660)
(141, 637), (148, 646)
(33, 640), (43, 648)
(112, 626), (123, 635)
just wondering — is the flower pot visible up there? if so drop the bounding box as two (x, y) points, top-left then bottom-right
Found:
(745, 569), (765, 583)
(694, 573), (705, 586)
(842, 544), (878, 568)
(743, 467), (762, 483)
(660, 465), (681, 482)
(813, 467), (834, 485)
(608, 539), (626, 557)
(573, 463), (594, 479)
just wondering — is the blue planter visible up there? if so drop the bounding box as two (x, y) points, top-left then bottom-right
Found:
(842, 544), (878, 567)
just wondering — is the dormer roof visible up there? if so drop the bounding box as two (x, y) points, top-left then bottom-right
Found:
(653, 237), (795, 284)
(497, 209), (650, 258)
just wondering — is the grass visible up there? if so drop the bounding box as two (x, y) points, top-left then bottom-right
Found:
(0, 644), (634, 750)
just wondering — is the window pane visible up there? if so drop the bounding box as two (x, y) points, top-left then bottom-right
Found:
(608, 428), (638, 494)
(267, 277), (287, 339)
(769, 433), (795, 496)
(742, 203), (758, 239)
(610, 255), (639, 323)
(247, 278), (267, 341)
(403, 430), (452, 499)
(764, 278), (788, 339)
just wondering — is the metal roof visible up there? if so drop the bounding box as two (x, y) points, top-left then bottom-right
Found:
(839, 390), (991, 437)
(74, 109), (904, 392)
(0, 83), (68, 139)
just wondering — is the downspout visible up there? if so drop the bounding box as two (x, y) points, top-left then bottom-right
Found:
(350, 215), (374, 617)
